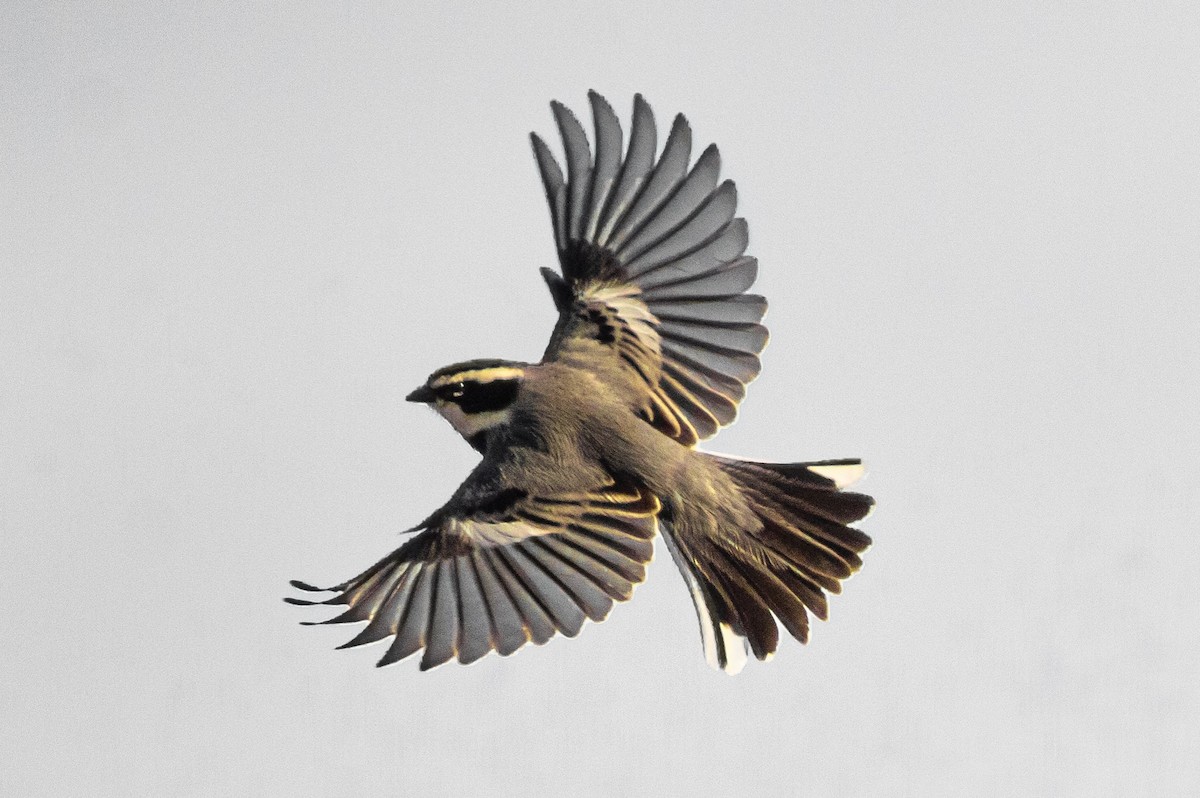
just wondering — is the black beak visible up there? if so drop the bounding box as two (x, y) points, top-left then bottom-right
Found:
(406, 385), (436, 404)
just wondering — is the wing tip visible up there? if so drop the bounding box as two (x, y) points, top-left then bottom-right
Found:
(587, 88), (615, 116)
(669, 111), (692, 138)
(698, 141), (721, 166)
(551, 99), (586, 135)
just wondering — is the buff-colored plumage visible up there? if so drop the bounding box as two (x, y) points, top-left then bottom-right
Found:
(289, 92), (873, 673)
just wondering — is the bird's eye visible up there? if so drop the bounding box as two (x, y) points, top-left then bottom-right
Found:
(450, 382), (466, 399)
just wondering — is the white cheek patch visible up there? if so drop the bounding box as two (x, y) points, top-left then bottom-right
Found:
(436, 403), (511, 440)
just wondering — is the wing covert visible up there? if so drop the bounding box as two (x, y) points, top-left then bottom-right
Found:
(287, 477), (660, 670)
(533, 92), (769, 446)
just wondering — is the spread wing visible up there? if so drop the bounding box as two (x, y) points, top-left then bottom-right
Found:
(287, 473), (660, 670)
(533, 92), (769, 446)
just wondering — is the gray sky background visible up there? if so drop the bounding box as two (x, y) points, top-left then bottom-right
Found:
(3, 2), (1198, 795)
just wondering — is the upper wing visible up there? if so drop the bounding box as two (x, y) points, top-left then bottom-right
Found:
(533, 92), (769, 447)
(287, 473), (660, 670)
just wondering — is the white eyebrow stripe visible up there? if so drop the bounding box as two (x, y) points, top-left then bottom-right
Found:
(430, 367), (525, 388)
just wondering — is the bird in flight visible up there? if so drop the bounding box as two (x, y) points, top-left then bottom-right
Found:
(287, 91), (874, 673)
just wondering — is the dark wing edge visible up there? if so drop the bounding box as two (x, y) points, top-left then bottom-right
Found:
(286, 481), (660, 671)
(533, 91), (769, 447)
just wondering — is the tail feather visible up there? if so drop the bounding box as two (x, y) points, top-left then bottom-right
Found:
(742, 464), (875, 527)
(730, 557), (812, 643)
(660, 531), (749, 673)
(668, 454), (874, 673)
(752, 499), (861, 578)
(768, 561), (828, 621)
(703, 551), (780, 661)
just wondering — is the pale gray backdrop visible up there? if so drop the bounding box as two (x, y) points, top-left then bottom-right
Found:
(3, 2), (1197, 796)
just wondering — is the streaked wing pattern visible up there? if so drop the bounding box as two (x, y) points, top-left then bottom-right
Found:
(287, 481), (660, 670)
(534, 92), (768, 447)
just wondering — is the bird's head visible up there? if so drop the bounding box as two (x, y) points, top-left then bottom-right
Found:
(406, 359), (529, 451)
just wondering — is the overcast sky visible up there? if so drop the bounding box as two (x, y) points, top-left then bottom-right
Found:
(3, 2), (1198, 795)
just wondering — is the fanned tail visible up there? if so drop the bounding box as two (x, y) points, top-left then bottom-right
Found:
(665, 455), (874, 674)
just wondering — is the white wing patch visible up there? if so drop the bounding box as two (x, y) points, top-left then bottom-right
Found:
(590, 283), (662, 356)
(448, 517), (557, 547)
